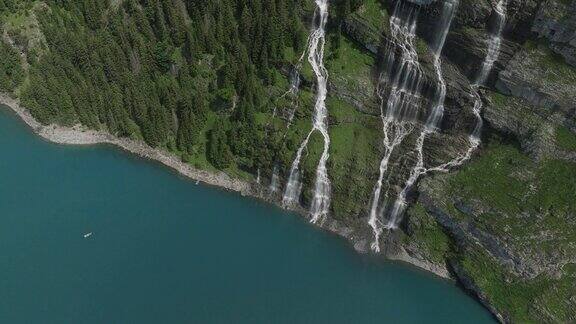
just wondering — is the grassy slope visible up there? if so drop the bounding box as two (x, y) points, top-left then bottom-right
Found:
(325, 35), (381, 221)
(435, 136), (576, 322)
(3, 1), (576, 321)
(403, 203), (452, 264)
(414, 34), (576, 321)
(459, 247), (576, 323)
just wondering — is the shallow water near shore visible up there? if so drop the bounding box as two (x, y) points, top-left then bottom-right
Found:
(0, 106), (494, 323)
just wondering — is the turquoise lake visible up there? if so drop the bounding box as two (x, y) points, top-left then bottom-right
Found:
(0, 106), (495, 323)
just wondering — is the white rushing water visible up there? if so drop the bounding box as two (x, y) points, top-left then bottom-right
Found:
(282, 131), (312, 207)
(432, 0), (508, 173)
(385, 0), (508, 230)
(269, 164), (280, 196)
(476, 0), (507, 87)
(368, 0), (423, 251)
(441, 0), (507, 166)
(283, 0), (332, 224)
(467, 0), (507, 146)
(385, 0), (459, 230)
(274, 63), (302, 121)
(286, 66), (303, 127)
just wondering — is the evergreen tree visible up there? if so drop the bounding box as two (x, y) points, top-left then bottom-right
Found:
(11, 0), (309, 170)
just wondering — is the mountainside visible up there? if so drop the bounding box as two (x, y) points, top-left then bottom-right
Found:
(1, 0), (575, 322)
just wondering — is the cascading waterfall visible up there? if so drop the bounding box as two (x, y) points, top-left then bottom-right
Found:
(476, 0), (507, 87)
(286, 66), (302, 127)
(281, 38), (322, 207)
(385, 0), (508, 231)
(269, 165), (281, 195)
(273, 45), (307, 124)
(368, 0), (423, 252)
(274, 63), (303, 120)
(385, 0), (459, 230)
(467, 0), (507, 147)
(307, 0), (331, 224)
(282, 131), (312, 206)
(431, 0), (508, 173)
(430, 0), (507, 168)
(283, 0), (332, 224)
(279, 0), (507, 245)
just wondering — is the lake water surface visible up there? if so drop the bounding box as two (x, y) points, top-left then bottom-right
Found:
(0, 106), (495, 323)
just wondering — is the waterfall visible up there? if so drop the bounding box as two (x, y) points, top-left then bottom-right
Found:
(367, 0), (423, 252)
(281, 23), (317, 208)
(467, 0), (507, 146)
(269, 165), (280, 195)
(275, 63), (303, 125)
(283, 0), (332, 224)
(440, 0), (507, 167)
(282, 131), (312, 207)
(385, 0), (459, 230)
(475, 0), (507, 86)
(286, 66), (302, 127)
(385, 0), (508, 231)
(433, 0), (508, 172)
(308, 0), (331, 224)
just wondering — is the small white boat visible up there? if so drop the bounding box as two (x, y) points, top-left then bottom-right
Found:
(195, 180), (200, 185)
(83, 232), (93, 238)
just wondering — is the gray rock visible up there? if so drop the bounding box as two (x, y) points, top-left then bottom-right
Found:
(532, 0), (576, 67)
(496, 46), (576, 116)
(342, 14), (382, 56)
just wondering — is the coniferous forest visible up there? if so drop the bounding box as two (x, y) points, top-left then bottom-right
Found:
(2, 1), (576, 322)
(0, 0), (360, 173)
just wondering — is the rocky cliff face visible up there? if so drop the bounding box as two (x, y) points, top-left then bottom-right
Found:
(2, 0), (575, 322)
(197, 0), (576, 320)
(533, 0), (576, 67)
(384, 0), (575, 322)
(319, 0), (576, 322)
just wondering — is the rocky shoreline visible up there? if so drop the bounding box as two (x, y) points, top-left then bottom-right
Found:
(0, 93), (254, 195)
(0, 92), (452, 281)
(3, 92), (521, 321)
